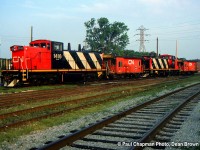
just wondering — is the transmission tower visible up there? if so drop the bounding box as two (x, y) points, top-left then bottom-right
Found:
(135, 25), (150, 52)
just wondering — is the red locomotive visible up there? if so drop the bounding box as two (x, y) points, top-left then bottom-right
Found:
(160, 54), (197, 75)
(1, 39), (198, 87)
(2, 39), (104, 87)
(142, 53), (197, 76)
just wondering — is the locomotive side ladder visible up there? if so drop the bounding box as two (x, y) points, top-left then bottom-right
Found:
(22, 69), (28, 82)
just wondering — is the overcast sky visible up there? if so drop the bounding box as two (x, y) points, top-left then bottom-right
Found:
(0, 0), (200, 59)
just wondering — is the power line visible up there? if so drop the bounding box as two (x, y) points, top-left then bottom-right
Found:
(150, 20), (200, 30)
(134, 25), (150, 52)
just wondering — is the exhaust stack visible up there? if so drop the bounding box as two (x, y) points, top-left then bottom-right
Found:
(78, 44), (81, 51)
(68, 43), (71, 51)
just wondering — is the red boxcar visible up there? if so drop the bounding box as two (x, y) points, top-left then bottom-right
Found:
(180, 61), (197, 73)
(103, 55), (143, 78)
(114, 57), (142, 74)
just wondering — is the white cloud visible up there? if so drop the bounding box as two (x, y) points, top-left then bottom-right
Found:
(140, 0), (163, 5)
(34, 12), (79, 20)
(21, 0), (42, 9)
(74, 0), (142, 20)
(139, 0), (190, 16)
(79, 2), (116, 14)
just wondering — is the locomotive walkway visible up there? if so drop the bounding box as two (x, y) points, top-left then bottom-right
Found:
(35, 83), (200, 150)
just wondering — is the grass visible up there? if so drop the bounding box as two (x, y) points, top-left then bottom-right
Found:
(0, 84), (77, 94)
(0, 74), (200, 146)
(0, 85), (138, 116)
(0, 90), (138, 130)
(0, 90), (104, 115)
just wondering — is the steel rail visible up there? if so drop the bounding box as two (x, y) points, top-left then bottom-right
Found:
(0, 77), (185, 111)
(1, 78), (177, 131)
(131, 90), (200, 150)
(37, 83), (200, 150)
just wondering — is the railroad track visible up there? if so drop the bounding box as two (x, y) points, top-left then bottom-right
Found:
(0, 87), (146, 131)
(34, 83), (200, 150)
(0, 77), (181, 108)
(0, 78), (185, 131)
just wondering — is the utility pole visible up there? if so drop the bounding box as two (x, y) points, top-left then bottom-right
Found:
(176, 40), (178, 59)
(0, 37), (1, 59)
(135, 25), (150, 52)
(31, 26), (33, 42)
(157, 37), (158, 57)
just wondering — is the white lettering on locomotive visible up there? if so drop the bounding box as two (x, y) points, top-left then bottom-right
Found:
(53, 54), (62, 60)
(128, 60), (134, 64)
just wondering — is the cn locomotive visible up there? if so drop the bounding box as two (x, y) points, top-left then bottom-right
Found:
(1, 39), (198, 87)
(142, 53), (197, 76)
(1, 39), (104, 87)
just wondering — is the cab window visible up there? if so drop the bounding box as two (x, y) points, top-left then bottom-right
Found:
(41, 43), (46, 48)
(172, 56), (176, 60)
(52, 42), (63, 51)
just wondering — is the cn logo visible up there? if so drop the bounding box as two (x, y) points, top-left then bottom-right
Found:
(128, 60), (134, 64)
(189, 63), (192, 67)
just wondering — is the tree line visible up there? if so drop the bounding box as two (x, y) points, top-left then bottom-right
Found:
(84, 17), (151, 57)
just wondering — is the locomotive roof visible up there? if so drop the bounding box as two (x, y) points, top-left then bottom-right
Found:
(63, 49), (102, 54)
(30, 39), (51, 43)
(29, 39), (63, 44)
(115, 56), (142, 59)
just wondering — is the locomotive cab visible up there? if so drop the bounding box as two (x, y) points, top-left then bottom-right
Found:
(160, 54), (176, 68)
(3, 40), (64, 87)
(29, 40), (64, 69)
(51, 41), (64, 69)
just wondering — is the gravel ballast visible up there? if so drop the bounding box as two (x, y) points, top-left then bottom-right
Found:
(164, 96), (200, 150)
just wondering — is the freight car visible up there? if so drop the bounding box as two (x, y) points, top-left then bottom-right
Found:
(0, 58), (11, 70)
(103, 54), (143, 79)
(178, 59), (198, 74)
(0, 58), (12, 84)
(1, 39), (105, 87)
